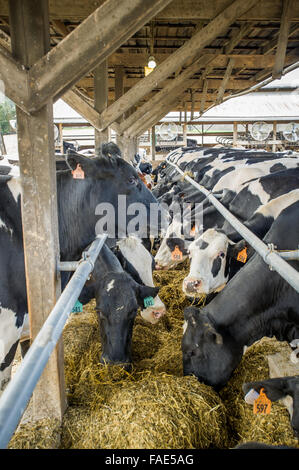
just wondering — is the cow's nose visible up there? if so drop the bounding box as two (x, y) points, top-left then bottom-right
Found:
(183, 278), (202, 293)
(100, 355), (132, 371)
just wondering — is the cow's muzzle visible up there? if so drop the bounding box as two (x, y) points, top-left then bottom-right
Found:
(183, 277), (202, 294)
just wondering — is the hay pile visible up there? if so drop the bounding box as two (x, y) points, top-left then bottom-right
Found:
(8, 418), (61, 449)
(62, 374), (227, 449)
(59, 261), (228, 449)
(220, 337), (299, 448)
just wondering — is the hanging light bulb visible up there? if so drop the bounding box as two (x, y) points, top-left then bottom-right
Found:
(147, 56), (157, 69)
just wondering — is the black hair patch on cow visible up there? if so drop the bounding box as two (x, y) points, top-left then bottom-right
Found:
(100, 142), (122, 158)
(0, 340), (19, 371)
(166, 237), (188, 255)
(211, 255), (222, 278)
(269, 162), (286, 173)
(196, 239), (209, 250)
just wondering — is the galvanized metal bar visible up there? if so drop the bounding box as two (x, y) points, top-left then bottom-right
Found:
(272, 248), (299, 261)
(57, 261), (80, 272)
(167, 160), (299, 294)
(0, 234), (107, 449)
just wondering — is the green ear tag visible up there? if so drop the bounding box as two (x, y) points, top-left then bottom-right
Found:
(144, 296), (154, 308)
(72, 300), (83, 314)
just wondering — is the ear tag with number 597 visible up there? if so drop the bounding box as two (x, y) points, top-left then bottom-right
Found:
(253, 388), (271, 415)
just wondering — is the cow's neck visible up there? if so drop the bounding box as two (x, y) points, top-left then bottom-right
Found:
(57, 176), (98, 260)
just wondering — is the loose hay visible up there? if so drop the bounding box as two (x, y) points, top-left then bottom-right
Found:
(61, 373), (228, 449)
(9, 418), (61, 449)
(220, 337), (299, 448)
(10, 257), (298, 450)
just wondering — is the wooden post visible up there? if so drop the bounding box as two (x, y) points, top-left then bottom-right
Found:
(0, 132), (6, 155)
(272, 0), (294, 79)
(272, 121), (277, 152)
(183, 122), (187, 146)
(58, 122), (63, 153)
(115, 65), (125, 152)
(233, 121), (238, 147)
(216, 58), (235, 105)
(151, 126), (156, 161)
(9, 0), (66, 422)
(200, 79), (209, 115)
(94, 59), (109, 149)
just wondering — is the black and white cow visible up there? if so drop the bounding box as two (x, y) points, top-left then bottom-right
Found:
(183, 187), (299, 296)
(182, 201), (299, 390)
(153, 148), (299, 272)
(0, 142), (165, 391)
(111, 235), (166, 322)
(77, 243), (159, 367)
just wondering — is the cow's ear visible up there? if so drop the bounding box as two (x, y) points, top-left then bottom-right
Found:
(205, 329), (223, 345)
(93, 142), (124, 178)
(227, 239), (248, 261)
(65, 150), (96, 177)
(183, 307), (199, 324)
(136, 285), (159, 307)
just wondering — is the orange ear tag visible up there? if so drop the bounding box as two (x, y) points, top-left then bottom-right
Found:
(190, 225), (196, 237)
(171, 245), (183, 261)
(72, 164), (85, 179)
(237, 247), (247, 263)
(253, 388), (272, 415)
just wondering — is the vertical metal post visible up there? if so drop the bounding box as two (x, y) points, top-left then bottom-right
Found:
(151, 126), (156, 161)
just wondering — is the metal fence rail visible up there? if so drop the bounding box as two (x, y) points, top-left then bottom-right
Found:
(0, 234), (107, 449)
(167, 159), (299, 294)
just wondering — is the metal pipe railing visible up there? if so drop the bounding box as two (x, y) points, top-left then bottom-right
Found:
(0, 234), (107, 449)
(167, 160), (299, 294)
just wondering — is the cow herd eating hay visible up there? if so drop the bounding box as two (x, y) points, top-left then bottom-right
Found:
(9, 260), (299, 449)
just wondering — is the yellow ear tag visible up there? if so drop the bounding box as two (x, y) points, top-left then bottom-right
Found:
(171, 245), (183, 261)
(190, 225), (196, 236)
(253, 388), (272, 415)
(237, 247), (247, 263)
(72, 164), (85, 179)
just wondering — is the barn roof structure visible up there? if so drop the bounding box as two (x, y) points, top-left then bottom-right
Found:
(0, 0), (299, 145)
(0, 0), (299, 429)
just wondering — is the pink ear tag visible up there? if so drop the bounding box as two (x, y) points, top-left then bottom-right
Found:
(72, 164), (85, 179)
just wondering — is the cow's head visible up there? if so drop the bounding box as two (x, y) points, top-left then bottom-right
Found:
(183, 228), (249, 295)
(182, 307), (243, 390)
(155, 236), (189, 270)
(59, 143), (166, 240)
(116, 236), (166, 324)
(94, 272), (159, 367)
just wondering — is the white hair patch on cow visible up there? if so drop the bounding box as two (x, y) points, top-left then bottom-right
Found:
(0, 307), (24, 391)
(245, 179), (271, 206)
(7, 176), (21, 202)
(107, 280), (115, 292)
(254, 189), (299, 220)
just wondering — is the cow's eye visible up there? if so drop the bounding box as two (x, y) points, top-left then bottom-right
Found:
(218, 251), (225, 258)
